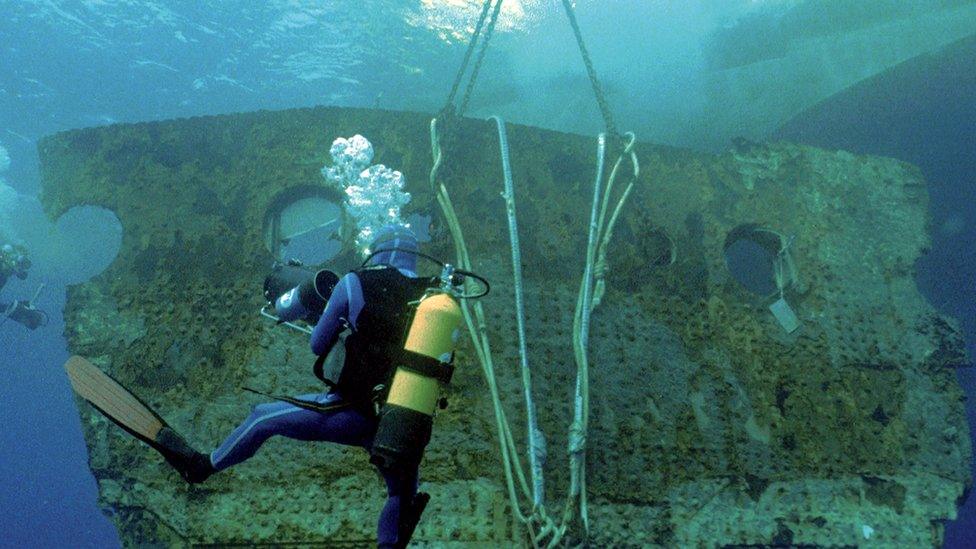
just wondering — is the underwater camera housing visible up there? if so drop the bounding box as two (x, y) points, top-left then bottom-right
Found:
(262, 260), (339, 330)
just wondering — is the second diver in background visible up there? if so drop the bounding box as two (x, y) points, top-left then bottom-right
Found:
(0, 243), (47, 330)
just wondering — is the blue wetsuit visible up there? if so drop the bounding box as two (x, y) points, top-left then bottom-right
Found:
(210, 226), (422, 547)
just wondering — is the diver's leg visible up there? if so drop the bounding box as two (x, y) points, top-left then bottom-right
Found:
(210, 393), (374, 470)
(376, 464), (420, 548)
(156, 427), (215, 484)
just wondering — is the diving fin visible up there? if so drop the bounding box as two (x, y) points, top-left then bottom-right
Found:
(64, 355), (166, 444)
(396, 491), (430, 549)
(64, 355), (213, 483)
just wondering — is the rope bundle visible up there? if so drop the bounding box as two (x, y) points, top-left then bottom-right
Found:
(426, 3), (640, 545)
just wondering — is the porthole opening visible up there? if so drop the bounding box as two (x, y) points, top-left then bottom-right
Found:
(36, 205), (123, 284)
(265, 192), (343, 266)
(644, 228), (676, 268)
(724, 224), (795, 297)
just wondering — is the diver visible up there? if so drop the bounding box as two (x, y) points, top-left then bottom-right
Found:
(0, 243), (47, 330)
(1, 243), (30, 291)
(67, 224), (439, 548)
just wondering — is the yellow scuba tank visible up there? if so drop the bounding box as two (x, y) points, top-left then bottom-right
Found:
(370, 274), (463, 471)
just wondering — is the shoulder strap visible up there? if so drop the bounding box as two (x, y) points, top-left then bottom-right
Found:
(313, 353), (332, 387)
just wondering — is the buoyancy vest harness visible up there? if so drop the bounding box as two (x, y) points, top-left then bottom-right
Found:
(315, 266), (435, 411)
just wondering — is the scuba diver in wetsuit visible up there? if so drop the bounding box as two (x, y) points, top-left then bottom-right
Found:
(158, 224), (434, 548)
(0, 243), (47, 330)
(64, 222), (476, 546)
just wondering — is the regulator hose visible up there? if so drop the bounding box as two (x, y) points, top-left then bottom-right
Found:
(360, 247), (490, 299)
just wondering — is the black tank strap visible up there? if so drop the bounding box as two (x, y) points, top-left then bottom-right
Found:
(401, 350), (455, 384)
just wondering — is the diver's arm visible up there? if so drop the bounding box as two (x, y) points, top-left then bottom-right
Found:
(309, 273), (361, 356)
(0, 260), (10, 291)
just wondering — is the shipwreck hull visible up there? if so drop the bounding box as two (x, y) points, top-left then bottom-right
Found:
(40, 106), (970, 547)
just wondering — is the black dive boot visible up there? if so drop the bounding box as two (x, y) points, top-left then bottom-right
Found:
(394, 492), (430, 549)
(155, 427), (215, 484)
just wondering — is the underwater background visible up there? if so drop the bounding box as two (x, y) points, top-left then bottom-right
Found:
(1, 1), (974, 546)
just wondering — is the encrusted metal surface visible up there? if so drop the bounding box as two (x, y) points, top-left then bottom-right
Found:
(40, 107), (970, 547)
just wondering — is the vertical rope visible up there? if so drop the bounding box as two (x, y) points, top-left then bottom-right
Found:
(442, 0), (495, 113)
(491, 116), (547, 511)
(560, 133), (607, 542)
(458, 0), (505, 117)
(428, 119), (544, 543)
(591, 133), (639, 308)
(559, 0), (619, 137)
